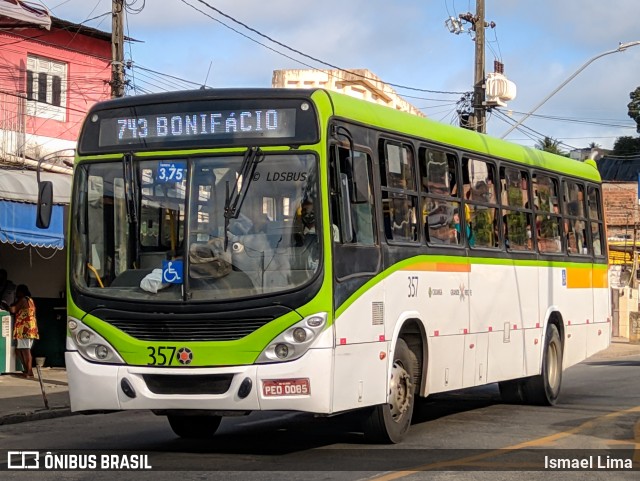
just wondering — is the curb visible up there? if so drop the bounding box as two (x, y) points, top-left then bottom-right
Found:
(0, 407), (73, 426)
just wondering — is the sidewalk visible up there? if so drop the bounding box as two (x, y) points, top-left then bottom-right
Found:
(0, 367), (71, 425)
(0, 338), (638, 425)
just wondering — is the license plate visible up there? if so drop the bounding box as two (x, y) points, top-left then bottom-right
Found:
(263, 378), (310, 397)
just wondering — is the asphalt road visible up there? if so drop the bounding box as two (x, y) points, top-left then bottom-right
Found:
(1, 352), (639, 481)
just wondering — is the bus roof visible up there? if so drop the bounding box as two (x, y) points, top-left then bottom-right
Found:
(81, 88), (600, 183)
(318, 89), (601, 183)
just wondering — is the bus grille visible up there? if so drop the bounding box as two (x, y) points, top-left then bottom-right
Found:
(108, 318), (271, 341)
(142, 374), (234, 395)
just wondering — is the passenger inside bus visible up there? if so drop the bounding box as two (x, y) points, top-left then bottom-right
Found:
(294, 199), (320, 270)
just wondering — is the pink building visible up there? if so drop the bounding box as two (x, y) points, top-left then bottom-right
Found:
(0, 4), (114, 313)
(0, 4), (112, 161)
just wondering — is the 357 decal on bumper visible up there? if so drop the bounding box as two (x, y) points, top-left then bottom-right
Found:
(146, 346), (193, 365)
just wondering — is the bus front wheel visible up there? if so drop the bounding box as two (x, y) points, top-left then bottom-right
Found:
(363, 338), (418, 444)
(167, 414), (222, 439)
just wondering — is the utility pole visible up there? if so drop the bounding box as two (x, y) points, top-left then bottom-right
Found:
(472, 0), (486, 133)
(449, 1), (494, 133)
(111, 0), (125, 98)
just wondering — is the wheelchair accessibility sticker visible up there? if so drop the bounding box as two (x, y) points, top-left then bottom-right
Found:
(162, 260), (183, 284)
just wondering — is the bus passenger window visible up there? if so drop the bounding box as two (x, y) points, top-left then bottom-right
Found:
(587, 186), (604, 257)
(419, 147), (461, 246)
(467, 205), (495, 248)
(563, 181), (589, 255)
(533, 173), (562, 254)
(537, 216), (562, 253)
(384, 194), (418, 242)
(463, 157), (498, 248)
(380, 140), (419, 243)
(499, 166), (533, 251)
(422, 198), (460, 245)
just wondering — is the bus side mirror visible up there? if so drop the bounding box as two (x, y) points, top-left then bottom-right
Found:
(36, 181), (54, 229)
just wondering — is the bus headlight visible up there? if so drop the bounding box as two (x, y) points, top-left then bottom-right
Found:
(67, 317), (124, 364)
(256, 313), (328, 363)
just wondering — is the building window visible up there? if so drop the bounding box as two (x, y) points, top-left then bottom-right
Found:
(26, 55), (67, 121)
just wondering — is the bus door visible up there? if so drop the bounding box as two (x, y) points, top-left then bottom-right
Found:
(329, 142), (381, 315)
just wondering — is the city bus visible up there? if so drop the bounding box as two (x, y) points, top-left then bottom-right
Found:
(49, 88), (609, 443)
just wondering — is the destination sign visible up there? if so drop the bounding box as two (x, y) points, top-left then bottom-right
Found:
(98, 108), (296, 147)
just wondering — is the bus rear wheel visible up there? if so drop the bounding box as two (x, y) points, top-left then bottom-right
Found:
(363, 338), (418, 444)
(522, 323), (563, 405)
(499, 324), (563, 406)
(167, 414), (222, 439)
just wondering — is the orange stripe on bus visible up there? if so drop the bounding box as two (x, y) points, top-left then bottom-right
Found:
(566, 267), (592, 289)
(403, 262), (471, 272)
(592, 268), (609, 288)
(566, 267), (608, 289)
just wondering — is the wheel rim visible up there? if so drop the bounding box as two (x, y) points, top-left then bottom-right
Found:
(546, 341), (560, 391)
(388, 360), (413, 422)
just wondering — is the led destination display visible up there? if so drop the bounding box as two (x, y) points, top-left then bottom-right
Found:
(99, 108), (296, 147)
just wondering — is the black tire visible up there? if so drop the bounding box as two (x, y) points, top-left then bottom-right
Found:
(522, 324), (563, 405)
(167, 414), (222, 439)
(363, 338), (418, 444)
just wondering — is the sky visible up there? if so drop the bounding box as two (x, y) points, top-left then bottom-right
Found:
(42, 0), (640, 151)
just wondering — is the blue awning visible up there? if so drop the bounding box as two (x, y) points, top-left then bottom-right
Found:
(0, 200), (64, 249)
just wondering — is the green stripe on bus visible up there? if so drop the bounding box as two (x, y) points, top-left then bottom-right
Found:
(335, 255), (607, 317)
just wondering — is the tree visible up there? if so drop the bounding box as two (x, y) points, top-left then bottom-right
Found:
(535, 136), (566, 156)
(628, 86), (640, 133)
(613, 136), (640, 156)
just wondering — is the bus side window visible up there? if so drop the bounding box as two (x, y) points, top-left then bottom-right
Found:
(463, 156), (498, 249)
(587, 185), (604, 257)
(419, 146), (461, 246)
(563, 180), (589, 255)
(533, 173), (562, 254)
(379, 141), (419, 243)
(499, 166), (533, 251)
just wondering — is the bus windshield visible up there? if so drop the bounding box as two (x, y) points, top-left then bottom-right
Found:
(71, 152), (320, 302)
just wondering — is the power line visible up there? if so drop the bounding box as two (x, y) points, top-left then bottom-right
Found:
(131, 64), (203, 88)
(501, 109), (636, 129)
(494, 110), (580, 150)
(182, 0), (467, 95)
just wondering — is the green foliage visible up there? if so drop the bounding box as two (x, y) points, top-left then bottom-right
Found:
(628, 86), (640, 133)
(535, 137), (566, 156)
(613, 136), (640, 156)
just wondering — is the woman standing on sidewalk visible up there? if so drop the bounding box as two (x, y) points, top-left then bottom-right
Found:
(10, 284), (39, 378)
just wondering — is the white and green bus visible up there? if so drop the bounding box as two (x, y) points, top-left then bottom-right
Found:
(56, 88), (609, 443)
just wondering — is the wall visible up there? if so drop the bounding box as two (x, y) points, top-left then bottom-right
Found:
(617, 286), (637, 339)
(603, 182), (638, 239)
(0, 244), (66, 298)
(0, 25), (111, 158)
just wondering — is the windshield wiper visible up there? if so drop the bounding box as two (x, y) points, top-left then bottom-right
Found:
(123, 153), (138, 225)
(223, 146), (264, 250)
(122, 152), (140, 267)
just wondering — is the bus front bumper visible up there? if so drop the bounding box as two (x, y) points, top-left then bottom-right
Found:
(65, 349), (334, 414)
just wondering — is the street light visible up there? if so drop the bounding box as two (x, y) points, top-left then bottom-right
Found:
(500, 41), (640, 139)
